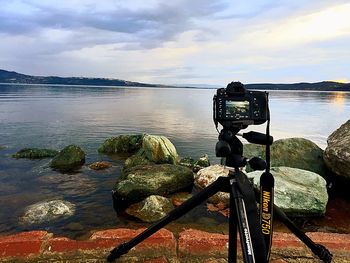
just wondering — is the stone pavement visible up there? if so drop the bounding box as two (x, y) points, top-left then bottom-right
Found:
(1, 228), (350, 262)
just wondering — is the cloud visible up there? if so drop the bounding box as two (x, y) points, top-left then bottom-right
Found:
(0, 0), (227, 49)
(1, 0), (350, 84)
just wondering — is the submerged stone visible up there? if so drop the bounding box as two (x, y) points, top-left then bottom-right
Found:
(49, 145), (85, 172)
(89, 161), (113, 170)
(126, 195), (174, 222)
(20, 199), (76, 225)
(12, 148), (59, 159)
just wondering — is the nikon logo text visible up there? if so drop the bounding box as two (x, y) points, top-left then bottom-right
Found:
(261, 190), (272, 235)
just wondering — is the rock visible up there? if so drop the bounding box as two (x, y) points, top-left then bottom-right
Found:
(98, 134), (143, 154)
(12, 148), (59, 159)
(142, 134), (179, 164)
(244, 138), (328, 178)
(179, 156), (195, 169)
(122, 134), (180, 170)
(180, 154), (211, 172)
(324, 120), (350, 180)
(195, 154), (210, 167)
(195, 165), (328, 216)
(49, 145), (85, 172)
(89, 161), (113, 170)
(20, 199), (75, 224)
(125, 195), (174, 222)
(248, 167), (328, 216)
(123, 152), (154, 170)
(0, 145), (6, 150)
(195, 165), (230, 206)
(113, 164), (194, 204)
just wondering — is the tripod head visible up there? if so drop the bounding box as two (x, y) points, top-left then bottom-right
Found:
(215, 128), (273, 170)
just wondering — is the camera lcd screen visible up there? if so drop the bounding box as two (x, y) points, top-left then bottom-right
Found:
(225, 100), (250, 119)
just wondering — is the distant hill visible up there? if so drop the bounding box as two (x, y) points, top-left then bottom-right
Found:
(0, 69), (158, 87)
(245, 82), (350, 91)
(1, 69), (349, 91)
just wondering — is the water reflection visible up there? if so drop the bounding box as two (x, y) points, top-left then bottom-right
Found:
(330, 92), (346, 107)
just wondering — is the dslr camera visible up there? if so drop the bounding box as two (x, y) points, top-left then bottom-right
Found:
(213, 82), (268, 130)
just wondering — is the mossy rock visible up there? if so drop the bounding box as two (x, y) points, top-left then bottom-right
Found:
(98, 134), (143, 154)
(244, 138), (328, 178)
(179, 154), (210, 172)
(49, 145), (85, 172)
(113, 164), (194, 204)
(12, 148), (59, 159)
(123, 150), (154, 171)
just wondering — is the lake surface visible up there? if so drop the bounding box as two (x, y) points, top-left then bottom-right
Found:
(0, 84), (349, 238)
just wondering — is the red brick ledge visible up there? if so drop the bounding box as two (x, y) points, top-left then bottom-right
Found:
(1, 228), (349, 261)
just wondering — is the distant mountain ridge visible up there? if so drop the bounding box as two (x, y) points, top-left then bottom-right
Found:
(1, 69), (349, 91)
(0, 69), (157, 87)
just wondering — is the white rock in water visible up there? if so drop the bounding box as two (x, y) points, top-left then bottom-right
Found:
(21, 199), (75, 224)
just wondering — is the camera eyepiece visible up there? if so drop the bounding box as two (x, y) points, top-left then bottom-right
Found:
(226, 81), (245, 94)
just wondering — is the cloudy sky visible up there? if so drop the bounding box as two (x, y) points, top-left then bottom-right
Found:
(1, 0), (350, 85)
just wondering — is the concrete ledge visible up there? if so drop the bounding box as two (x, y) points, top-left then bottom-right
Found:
(0, 228), (349, 262)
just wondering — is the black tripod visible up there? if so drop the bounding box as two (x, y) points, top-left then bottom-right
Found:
(107, 130), (332, 263)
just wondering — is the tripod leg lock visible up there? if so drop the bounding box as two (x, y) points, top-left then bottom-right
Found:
(312, 244), (333, 263)
(107, 242), (129, 262)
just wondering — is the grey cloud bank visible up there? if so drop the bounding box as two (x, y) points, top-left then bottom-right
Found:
(0, 0), (350, 85)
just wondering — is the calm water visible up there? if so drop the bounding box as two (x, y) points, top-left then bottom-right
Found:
(0, 84), (349, 237)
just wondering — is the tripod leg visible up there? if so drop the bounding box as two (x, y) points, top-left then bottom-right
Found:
(230, 178), (256, 263)
(274, 205), (333, 263)
(107, 176), (225, 262)
(228, 187), (238, 262)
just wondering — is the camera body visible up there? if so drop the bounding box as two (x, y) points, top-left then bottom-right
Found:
(214, 82), (268, 129)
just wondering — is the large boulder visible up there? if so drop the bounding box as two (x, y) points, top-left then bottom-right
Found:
(113, 164), (194, 204)
(324, 120), (350, 180)
(125, 195), (174, 222)
(248, 167), (328, 216)
(20, 199), (75, 224)
(49, 145), (85, 172)
(142, 134), (179, 164)
(244, 138), (328, 178)
(98, 134), (143, 154)
(195, 165), (328, 216)
(12, 148), (58, 159)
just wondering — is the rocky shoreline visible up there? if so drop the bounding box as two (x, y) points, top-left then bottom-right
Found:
(5, 120), (350, 228)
